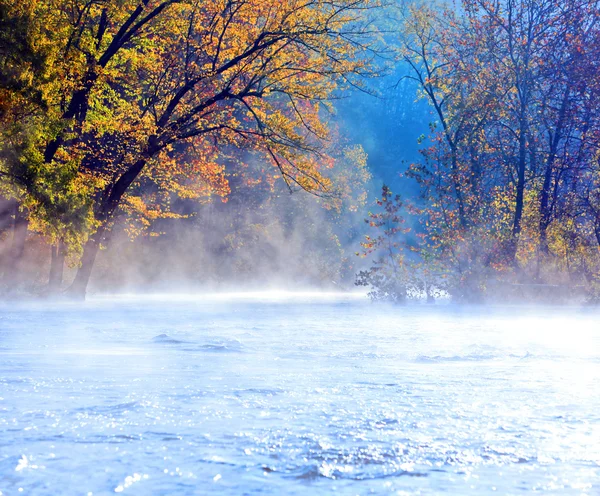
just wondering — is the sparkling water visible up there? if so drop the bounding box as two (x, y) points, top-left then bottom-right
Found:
(1, 294), (599, 495)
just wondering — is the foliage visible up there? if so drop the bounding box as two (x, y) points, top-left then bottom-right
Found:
(355, 185), (413, 303)
(0, 0), (385, 294)
(400, 0), (600, 302)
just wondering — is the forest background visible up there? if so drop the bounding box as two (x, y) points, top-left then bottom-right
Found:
(2, 0), (600, 302)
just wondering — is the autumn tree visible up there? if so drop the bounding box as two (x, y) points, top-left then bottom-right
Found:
(400, 0), (600, 301)
(0, 0), (385, 297)
(401, 3), (508, 298)
(67, 0), (384, 298)
(355, 185), (412, 303)
(0, 0), (94, 289)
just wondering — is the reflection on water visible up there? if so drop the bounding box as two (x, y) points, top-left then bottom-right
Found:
(0, 294), (599, 495)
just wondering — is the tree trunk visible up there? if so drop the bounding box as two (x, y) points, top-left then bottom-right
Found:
(66, 226), (104, 299)
(425, 281), (435, 304)
(538, 160), (553, 255)
(11, 204), (28, 259)
(0, 198), (16, 233)
(66, 156), (149, 299)
(3, 203), (29, 286)
(450, 148), (467, 230)
(48, 240), (66, 292)
(509, 115), (528, 264)
(0, 199), (17, 271)
(510, 167), (525, 263)
(539, 87), (570, 255)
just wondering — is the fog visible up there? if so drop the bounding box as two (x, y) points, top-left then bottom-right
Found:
(0, 71), (431, 297)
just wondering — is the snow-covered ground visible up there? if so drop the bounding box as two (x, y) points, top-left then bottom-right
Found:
(0, 294), (599, 495)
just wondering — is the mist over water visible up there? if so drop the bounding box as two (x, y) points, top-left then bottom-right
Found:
(1, 294), (598, 495)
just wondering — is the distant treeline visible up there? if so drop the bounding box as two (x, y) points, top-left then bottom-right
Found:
(358, 0), (600, 303)
(2, 0), (600, 303)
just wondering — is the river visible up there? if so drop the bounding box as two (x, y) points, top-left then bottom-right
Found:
(0, 293), (599, 495)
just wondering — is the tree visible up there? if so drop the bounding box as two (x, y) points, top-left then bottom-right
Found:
(69, 0), (385, 297)
(400, 0), (600, 301)
(355, 185), (412, 303)
(0, 0), (93, 290)
(0, 0), (385, 297)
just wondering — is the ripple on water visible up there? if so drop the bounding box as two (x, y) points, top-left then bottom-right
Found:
(152, 334), (186, 344)
(1, 299), (599, 495)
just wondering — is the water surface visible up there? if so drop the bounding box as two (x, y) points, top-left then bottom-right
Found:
(0, 294), (599, 495)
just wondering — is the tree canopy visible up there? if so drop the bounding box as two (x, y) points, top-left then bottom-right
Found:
(0, 0), (385, 296)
